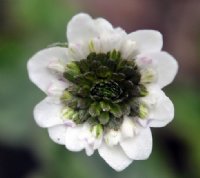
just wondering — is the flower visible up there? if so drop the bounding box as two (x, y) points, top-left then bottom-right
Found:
(27, 13), (178, 171)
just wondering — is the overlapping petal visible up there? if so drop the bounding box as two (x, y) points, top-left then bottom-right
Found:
(65, 126), (85, 151)
(120, 127), (152, 160)
(140, 85), (174, 127)
(48, 125), (67, 145)
(80, 123), (103, 156)
(67, 13), (113, 43)
(121, 116), (136, 138)
(137, 51), (178, 88)
(27, 47), (70, 94)
(98, 143), (132, 171)
(128, 30), (163, 53)
(34, 97), (64, 128)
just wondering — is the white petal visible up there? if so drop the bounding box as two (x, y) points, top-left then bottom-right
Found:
(80, 124), (103, 156)
(65, 126), (85, 152)
(84, 146), (94, 156)
(88, 32), (125, 54)
(120, 127), (152, 160)
(141, 85), (174, 127)
(27, 47), (70, 94)
(128, 30), (163, 53)
(48, 125), (67, 145)
(47, 59), (65, 73)
(47, 80), (68, 97)
(34, 97), (64, 128)
(138, 51), (178, 88)
(67, 13), (114, 43)
(104, 130), (121, 146)
(98, 143), (132, 171)
(120, 39), (137, 59)
(68, 41), (90, 60)
(121, 116), (135, 138)
(101, 34), (125, 53)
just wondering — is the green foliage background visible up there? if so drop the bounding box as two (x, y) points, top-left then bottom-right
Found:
(0, 0), (200, 178)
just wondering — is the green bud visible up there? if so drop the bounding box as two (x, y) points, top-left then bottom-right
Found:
(109, 49), (121, 61)
(110, 103), (122, 118)
(98, 112), (110, 125)
(121, 103), (131, 115)
(62, 107), (75, 119)
(77, 86), (90, 97)
(94, 53), (107, 61)
(101, 59), (116, 71)
(100, 101), (111, 111)
(111, 73), (125, 81)
(91, 60), (101, 70)
(107, 115), (123, 130)
(91, 124), (103, 138)
(87, 52), (96, 60)
(88, 117), (98, 126)
(89, 102), (101, 117)
(129, 99), (140, 116)
(84, 72), (95, 81)
(130, 71), (141, 84)
(139, 104), (148, 119)
(63, 72), (75, 82)
(67, 85), (78, 95)
(123, 80), (134, 91)
(78, 110), (87, 121)
(89, 40), (95, 52)
(139, 85), (148, 96)
(119, 66), (136, 78)
(77, 98), (91, 109)
(141, 68), (155, 83)
(75, 60), (89, 73)
(61, 91), (72, 102)
(74, 74), (92, 86)
(66, 62), (80, 74)
(65, 62), (80, 80)
(67, 98), (78, 109)
(71, 112), (79, 121)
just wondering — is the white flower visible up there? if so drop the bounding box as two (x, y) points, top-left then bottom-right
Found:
(27, 13), (178, 171)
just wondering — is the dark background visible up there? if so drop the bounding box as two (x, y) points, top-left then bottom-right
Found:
(0, 0), (200, 178)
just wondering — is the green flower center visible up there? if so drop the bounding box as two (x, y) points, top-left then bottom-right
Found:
(61, 50), (148, 130)
(90, 80), (123, 101)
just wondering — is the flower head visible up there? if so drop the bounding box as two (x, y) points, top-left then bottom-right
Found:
(27, 13), (178, 171)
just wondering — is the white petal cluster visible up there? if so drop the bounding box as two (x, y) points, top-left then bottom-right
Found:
(27, 13), (178, 171)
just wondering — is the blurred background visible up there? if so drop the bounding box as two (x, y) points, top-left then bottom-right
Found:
(0, 0), (200, 178)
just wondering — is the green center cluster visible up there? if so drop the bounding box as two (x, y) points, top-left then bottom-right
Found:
(61, 50), (148, 130)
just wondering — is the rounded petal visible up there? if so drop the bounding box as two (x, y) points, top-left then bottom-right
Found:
(88, 32), (125, 54)
(104, 129), (121, 146)
(128, 30), (163, 53)
(120, 127), (152, 160)
(79, 123), (103, 156)
(27, 47), (70, 94)
(47, 80), (68, 97)
(141, 85), (174, 127)
(120, 39), (137, 59)
(140, 51), (178, 88)
(34, 97), (64, 128)
(98, 143), (132, 171)
(67, 13), (114, 43)
(68, 41), (91, 60)
(65, 126), (85, 152)
(48, 125), (67, 145)
(121, 116), (135, 138)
